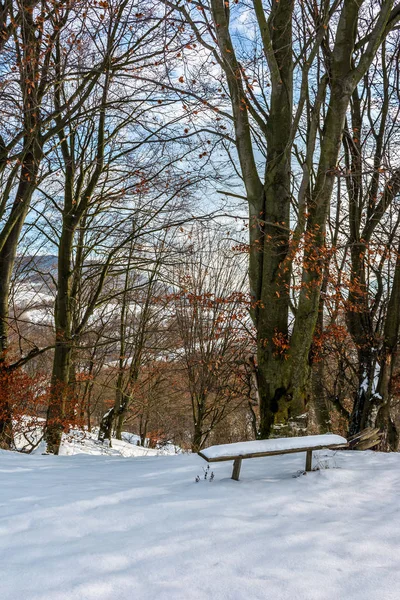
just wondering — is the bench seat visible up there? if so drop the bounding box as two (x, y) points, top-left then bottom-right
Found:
(198, 434), (348, 480)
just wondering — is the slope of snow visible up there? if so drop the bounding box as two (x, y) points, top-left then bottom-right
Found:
(13, 421), (180, 457)
(59, 429), (179, 458)
(59, 434), (160, 457)
(200, 433), (347, 459)
(2, 449), (400, 600)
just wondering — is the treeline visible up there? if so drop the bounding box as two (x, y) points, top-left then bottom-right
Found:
(1, 0), (400, 453)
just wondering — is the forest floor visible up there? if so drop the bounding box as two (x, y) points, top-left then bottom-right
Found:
(2, 445), (399, 600)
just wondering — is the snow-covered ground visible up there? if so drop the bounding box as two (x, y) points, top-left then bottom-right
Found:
(2, 449), (400, 600)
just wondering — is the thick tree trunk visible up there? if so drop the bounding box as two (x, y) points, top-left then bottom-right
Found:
(209, 0), (376, 437)
(0, 152), (40, 449)
(46, 342), (74, 454)
(251, 0), (295, 437)
(0, 0), (45, 448)
(45, 220), (75, 454)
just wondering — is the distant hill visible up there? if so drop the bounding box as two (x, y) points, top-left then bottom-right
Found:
(14, 255), (58, 285)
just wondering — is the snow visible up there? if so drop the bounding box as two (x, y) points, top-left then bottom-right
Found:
(59, 430), (181, 457)
(200, 434), (348, 460)
(59, 432), (160, 457)
(2, 448), (400, 600)
(13, 420), (181, 457)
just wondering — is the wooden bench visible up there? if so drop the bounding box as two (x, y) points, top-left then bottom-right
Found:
(198, 434), (348, 481)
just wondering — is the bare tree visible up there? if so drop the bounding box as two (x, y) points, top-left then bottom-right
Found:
(172, 229), (252, 451)
(165, 0), (400, 437)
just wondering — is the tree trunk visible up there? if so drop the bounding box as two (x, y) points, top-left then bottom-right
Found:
(139, 413), (148, 447)
(191, 423), (203, 454)
(251, 0), (295, 437)
(348, 349), (374, 436)
(310, 361), (331, 434)
(0, 152), (40, 448)
(209, 0), (375, 437)
(0, 0), (46, 448)
(45, 220), (75, 454)
(363, 241), (400, 450)
(98, 408), (114, 445)
(114, 394), (130, 440)
(0, 398), (13, 450)
(374, 352), (399, 451)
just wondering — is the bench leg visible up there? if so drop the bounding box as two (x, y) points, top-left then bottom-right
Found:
(305, 450), (312, 472)
(232, 458), (242, 481)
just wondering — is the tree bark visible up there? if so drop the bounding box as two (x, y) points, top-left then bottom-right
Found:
(207, 0), (394, 437)
(45, 218), (75, 454)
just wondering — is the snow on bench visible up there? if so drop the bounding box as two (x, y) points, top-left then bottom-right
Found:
(198, 434), (348, 481)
